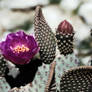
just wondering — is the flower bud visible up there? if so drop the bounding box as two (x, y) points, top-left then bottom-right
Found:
(56, 20), (74, 55)
(57, 20), (74, 34)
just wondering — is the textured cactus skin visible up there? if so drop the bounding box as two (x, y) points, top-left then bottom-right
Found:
(9, 84), (33, 92)
(56, 31), (74, 55)
(9, 62), (55, 92)
(0, 6), (56, 92)
(9, 7), (80, 92)
(56, 20), (74, 56)
(1, 6), (92, 92)
(47, 73), (56, 92)
(29, 63), (51, 92)
(0, 54), (7, 77)
(60, 66), (92, 92)
(34, 6), (56, 64)
(55, 54), (79, 91)
(0, 54), (11, 92)
(0, 77), (11, 92)
(45, 62), (56, 92)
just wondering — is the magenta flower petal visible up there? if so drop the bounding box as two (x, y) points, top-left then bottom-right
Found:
(0, 31), (39, 65)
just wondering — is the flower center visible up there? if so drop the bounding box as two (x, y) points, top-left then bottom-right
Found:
(13, 45), (29, 53)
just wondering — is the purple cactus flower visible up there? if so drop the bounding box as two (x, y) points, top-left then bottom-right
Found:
(0, 31), (39, 65)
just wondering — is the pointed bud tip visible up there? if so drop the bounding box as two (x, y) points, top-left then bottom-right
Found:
(35, 6), (42, 16)
(35, 6), (41, 11)
(57, 20), (74, 34)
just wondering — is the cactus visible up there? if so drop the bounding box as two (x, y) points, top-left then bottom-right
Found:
(0, 6), (92, 92)
(9, 6), (56, 92)
(0, 54), (11, 92)
(9, 62), (55, 92)
(0, 77), (11, 92)
(0, 54), (7, 77)
(45, 62), (56, 92)
(51, 20), (79, 91)
(55, 54), (79, 91)
(34, 6), (56, 64)
(27, 6), (56, 92)
(60, 66), (92, 92)
(56, 20), (74, 55)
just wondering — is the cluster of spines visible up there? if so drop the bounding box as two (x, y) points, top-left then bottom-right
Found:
(56, 32), (74, 55)
(60, 66), (92, 92)
(34, 6), (56, 64)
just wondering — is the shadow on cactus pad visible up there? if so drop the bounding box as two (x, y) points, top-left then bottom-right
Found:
(5, 58), (42, 88)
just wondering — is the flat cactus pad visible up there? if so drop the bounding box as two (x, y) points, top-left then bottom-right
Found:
(34, 6), (56, 64)
(60, 66), (92, 92)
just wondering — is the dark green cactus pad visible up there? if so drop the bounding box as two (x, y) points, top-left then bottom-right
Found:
(0, 54), (7, 77)
(60, 66), (92, 92)
(34, 6), (56, 64)
(56, 31), (74, 55)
